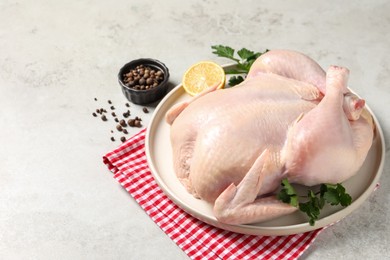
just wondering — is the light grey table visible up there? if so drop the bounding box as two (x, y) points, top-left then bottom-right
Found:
(1, 1), (389, 259)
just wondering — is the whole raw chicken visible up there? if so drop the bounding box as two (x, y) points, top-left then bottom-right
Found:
(165, 50), (374, 225)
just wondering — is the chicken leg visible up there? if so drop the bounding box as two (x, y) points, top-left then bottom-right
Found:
(283, 66), (374, 185)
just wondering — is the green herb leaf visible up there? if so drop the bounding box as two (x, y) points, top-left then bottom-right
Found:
(211, 45), (238, 62)
(281, 179), (296, 196)
(228, 76), (245, 86)
(321, 183), (352, 206)
(211, 45), (268, 87)
(237, 48), (256, 60)
(277, 179), (352, 226)
(236, 62), (253, 73)
(340, 192), (352, 206)
(277, 179), (299, 207)
(322, 187), (340, 205)
(299, 200), (320, 226)
(224, 68), (248, 75)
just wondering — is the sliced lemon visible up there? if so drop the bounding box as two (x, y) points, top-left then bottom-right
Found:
(182, 61), (226, 96)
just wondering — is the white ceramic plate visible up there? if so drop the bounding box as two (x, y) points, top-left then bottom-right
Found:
(145, 66), (385, 236)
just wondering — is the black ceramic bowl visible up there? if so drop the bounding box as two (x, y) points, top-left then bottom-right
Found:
(118, 58), (170, 105)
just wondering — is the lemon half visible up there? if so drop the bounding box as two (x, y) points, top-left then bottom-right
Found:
(182, 61), (226, 96)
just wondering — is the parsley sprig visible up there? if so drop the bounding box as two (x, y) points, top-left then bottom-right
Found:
(211, 45), (268, 86)
(277, 179), (352, 226)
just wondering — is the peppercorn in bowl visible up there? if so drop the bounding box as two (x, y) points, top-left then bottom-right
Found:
(118, 58), (170, 105)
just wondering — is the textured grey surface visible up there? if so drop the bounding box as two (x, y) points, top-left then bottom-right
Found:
(0, 0), (389, 259)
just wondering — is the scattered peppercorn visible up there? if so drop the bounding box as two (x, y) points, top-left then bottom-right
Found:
(123, 110), (130, 118)
(120, 119), (127, 127)
(134, 119), (141, 127)
(135, 116), (142, 127)
(128, 118), (135, 127)
(92, 98), (146, 142)
(127, 117), (142, 127)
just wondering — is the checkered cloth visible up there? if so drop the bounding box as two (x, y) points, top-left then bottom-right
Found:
(103, 128), (323, 259)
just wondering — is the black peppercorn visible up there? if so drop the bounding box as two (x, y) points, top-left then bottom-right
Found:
(139, 78), (146, 85)
(146, 78), (153, 85)
(122, 65), (164, 91)
(123, 110), (130, 118)
(134, 120), (142, 127)
(120, 119), (127, 127)
(128, 119), (135, 127)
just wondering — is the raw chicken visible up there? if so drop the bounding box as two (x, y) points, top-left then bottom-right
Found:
(165, 50), (374, 225)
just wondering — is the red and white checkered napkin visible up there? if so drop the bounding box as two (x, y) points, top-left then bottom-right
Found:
(103, 129), (323, 260)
